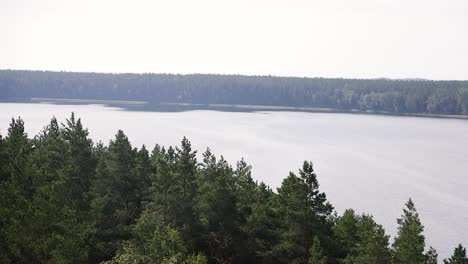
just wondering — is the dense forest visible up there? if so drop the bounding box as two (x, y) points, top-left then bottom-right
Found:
(1, 114), (467, 264)
(1, 70), (468, 115)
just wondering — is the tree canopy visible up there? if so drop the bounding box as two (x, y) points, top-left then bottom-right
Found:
(1, 70), (468, 115)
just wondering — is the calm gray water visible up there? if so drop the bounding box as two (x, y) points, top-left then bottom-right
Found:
(1, 103), (467, 259)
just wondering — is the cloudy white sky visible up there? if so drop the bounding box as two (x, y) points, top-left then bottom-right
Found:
(1, 0), (467, 79)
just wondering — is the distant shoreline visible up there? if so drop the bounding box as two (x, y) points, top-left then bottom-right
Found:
(21, 97), (468, 120)
(30, 97), (148, 106)
(3, 70), (468, 117)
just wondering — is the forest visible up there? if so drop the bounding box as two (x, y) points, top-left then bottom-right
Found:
(1, 70), (468, 115)
(1, 114), (467, 264)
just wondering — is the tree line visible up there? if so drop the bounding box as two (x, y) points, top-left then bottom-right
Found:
(1, 70), (468, 115)
(0, 114), (467, 264)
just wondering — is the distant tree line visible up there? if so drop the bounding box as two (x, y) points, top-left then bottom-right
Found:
(1, 114), (467, 263)
(1, 70), (468, 115)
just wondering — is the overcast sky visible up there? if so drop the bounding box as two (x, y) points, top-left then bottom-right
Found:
(1, 0), (467, 80)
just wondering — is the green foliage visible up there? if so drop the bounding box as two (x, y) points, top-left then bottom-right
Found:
(2, 70), (468, 115)
(90, 129), (149, 262)
(350, 215), (391, 264)
(107, 222), (187, 264)
(426, 246), (438, 264)
(273, 161), (333, 263)
(197, 150), (240, 263)
(393, 199), (426, 264)
(185, 253), (208, 264)
(444, 244), (468, 264)
(173, 137), (200, 249)
(242, 182), (281, 262)
(0, 118), (34, 262)
(333, 209), (360, 259)
(309, 236), (327, 264)
(334, 210), (391, 264)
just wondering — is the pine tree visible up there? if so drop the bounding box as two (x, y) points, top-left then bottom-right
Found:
(444, 244), (468, 264)
(174, 137), (199, 249)
(0, 132), (7, 183)
(352, 215), (391, 264)
(308, 236), (327, 264)
(90, 130), (140, 262)
(27, 117), (89, 263)
(244, 182), (281, 262)
(299, 161), (334, 222)
(61, 113), (97, 211)
(197, 149), (240, 263)
(393, 198), (426, 264)
(233, 158), (259, 262)
(333, 209), (359, 259)
(89, 143), (114, 262)
(145, 139), (200, 251)
(107, 218), (187, 264)
(149, 144), (178, 225)
(3, 117), (33, 196)
(273, 161), (333, 264)
(234, 158), (256, 221)
(426, 246), (438, 264)
(60, 114), (98, 261)
(135, 145), (152, 209)
(107, 130), (140, 226)
(106, 208), (208, 264)
(273, 172), (309, 263)
(0, 118), (33, 262)
(0, 131), (14, 263)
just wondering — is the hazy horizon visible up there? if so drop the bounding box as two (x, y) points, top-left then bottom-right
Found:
(2, 68), (468, 82)
(2, 0), (468, 80)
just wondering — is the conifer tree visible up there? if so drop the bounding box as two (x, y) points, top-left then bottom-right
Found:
(107, 130), (140, 226)
(233, 158), (258, 261)
(89, 142), (114, 262)
(0, 131), (15, 263)
(90, 130), (140, 262)
(333, 209), (359, 259)
(444, 244), (468, 264)
(308, 236), (327, 264)
(426, 246), (438, 264)
(272, 172), (309, 263)
(352, 215), (391, 264)
(4, 117), (33, 196)
(108, 214), (187, 264)
(174, 137), (200, 249)
(0, 118), (33, 262)
(273, 161), (333, 263)
(107, 211), (208, 264)
(61, 113), (97, 212)
(234, 158), (256, 220)
(27, 117), (89, 263)
(197, 149), (240, 262)
(393, 198), (426, 264)
(0, 133), (7, 183)
(244, 182), (281, 262)
(135, 145), (152, 209)
(149, 144), (178, 225)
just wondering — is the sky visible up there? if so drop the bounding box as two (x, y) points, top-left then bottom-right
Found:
(1, 0), (468, 80)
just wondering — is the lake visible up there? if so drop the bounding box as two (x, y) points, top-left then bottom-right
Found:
(1, 102), (467, 259)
